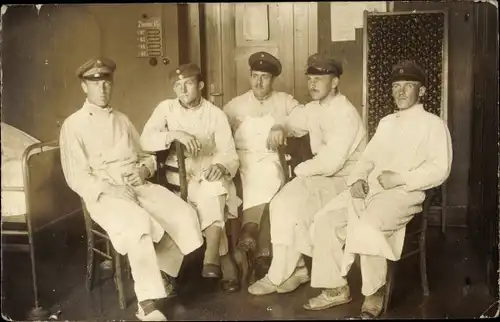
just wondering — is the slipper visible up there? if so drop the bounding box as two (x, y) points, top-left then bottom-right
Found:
(248, 275), (278, 295)
(276, 265), (310, 293)
(303, 288), (352, 311)
(277, 274), (310, 293)
(136, 303), (167, 321)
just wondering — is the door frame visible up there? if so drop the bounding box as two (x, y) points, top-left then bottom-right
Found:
(188, 2), (318, 107)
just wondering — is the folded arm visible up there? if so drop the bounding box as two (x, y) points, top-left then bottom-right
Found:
(295, 112), (364, 177)
(284, 105), (309, 138)
(140, 103), (178, 152)
(400, 120), (453, 192)
(345, 126), (386, 186)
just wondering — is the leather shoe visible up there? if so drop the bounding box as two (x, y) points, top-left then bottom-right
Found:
(202, 263), (222, 278)
(161, 272), (178, 298)
(360, 285), (386, 319)
(221, 279), (240, 292)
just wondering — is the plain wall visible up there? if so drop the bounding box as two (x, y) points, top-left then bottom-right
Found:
(2, 4), (181, 142)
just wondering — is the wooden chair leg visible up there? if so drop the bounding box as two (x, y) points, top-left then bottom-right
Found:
(85, 233), (95, 291)
(83, 205), (96, 292)
(383, 261), (397, 314)
(420, 232), (429, 296)
(126, 257), (133, 280)
(113, 250), (127, 310)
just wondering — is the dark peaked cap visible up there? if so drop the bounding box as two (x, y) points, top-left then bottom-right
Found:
(306, 53), (343, 77)
(76, 57), (116, 79)
(248, 51), (282, 77)
(391, 60), (427, 85)
(169, 63), (202, 84)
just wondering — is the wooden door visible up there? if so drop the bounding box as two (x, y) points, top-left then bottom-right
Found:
(202, 2), (318, 108)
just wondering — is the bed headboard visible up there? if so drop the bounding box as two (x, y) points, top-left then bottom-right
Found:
(23, 140), (81, 233)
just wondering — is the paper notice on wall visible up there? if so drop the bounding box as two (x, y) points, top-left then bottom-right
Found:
(331, 1), (387, 41)
(243, 4), (270, 41)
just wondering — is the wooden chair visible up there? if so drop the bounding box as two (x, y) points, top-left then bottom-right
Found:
(383, 189), (435, 313)
(153, 141), (238, 234)
(81, 143), (184, 310)
(152, 141), (187, 201)
(154, 141), (242, 279)
(81, 199), (130, 310)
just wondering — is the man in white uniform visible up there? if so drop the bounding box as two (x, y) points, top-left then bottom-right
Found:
(248, 54), (366, 295)
(223, 51), (302, 278)
(60, 58), (204, 321)
(305, 60), (453, 318)
(140, 63), (241, 292)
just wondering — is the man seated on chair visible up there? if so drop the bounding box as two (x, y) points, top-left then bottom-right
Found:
(303, 60), (453, 318)
(60, 57), (204, 321)
(248, 53), (366, 296)
(223, 51), (302, 279)
(140, 63), (241, 292)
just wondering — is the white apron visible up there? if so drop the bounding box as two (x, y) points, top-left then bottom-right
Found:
(234, 115), (284, 211)
(313, 170), (426, 277)
(85, 136), (203, 256)
(270, 175), (348, 257)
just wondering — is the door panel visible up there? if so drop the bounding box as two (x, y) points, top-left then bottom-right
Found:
(203, 3), (317, 108)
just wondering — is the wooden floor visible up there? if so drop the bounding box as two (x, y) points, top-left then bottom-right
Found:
(2, 214), (498, 320)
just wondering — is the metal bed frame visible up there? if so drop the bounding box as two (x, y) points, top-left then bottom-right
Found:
(2, 140), (81, 320)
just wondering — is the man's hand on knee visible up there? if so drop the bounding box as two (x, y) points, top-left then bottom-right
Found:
(350, 180), (369, 199)
(124, 165), (150, 187)
(103, 184), (139, 204)
(203, 163), (227, 182)
(267, 125), (285, 151)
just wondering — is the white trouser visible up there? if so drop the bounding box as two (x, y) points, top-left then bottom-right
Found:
(267, 203), (388, 296)
(128, 233), (184, 302)
(311, 204), (388, 296)
(310, 207), (349, 289)
(267, 244), (305, 285)
(189, 193), (229, 256)
(359, 254), (387, 296)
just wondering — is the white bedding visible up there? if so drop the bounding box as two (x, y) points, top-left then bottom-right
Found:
(1, 122), (40, 217)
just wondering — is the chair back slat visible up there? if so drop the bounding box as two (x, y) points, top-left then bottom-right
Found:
(154, 141), (188, 201)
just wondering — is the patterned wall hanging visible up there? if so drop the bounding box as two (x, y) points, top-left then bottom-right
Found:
(363, 10), (449, 210)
